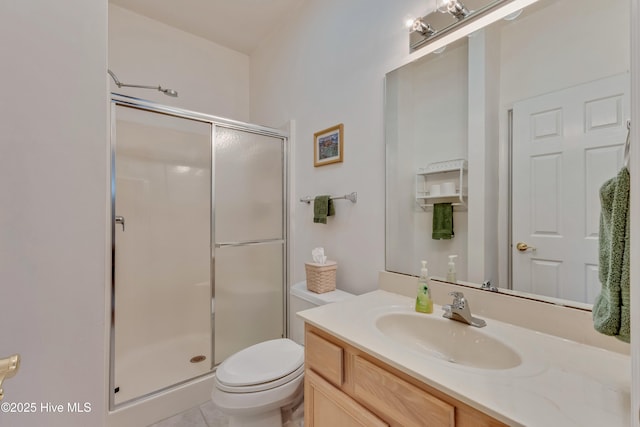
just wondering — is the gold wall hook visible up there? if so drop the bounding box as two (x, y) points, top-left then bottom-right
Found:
(0, 354), (20, 400)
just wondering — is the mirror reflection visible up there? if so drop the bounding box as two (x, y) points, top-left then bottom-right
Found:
(385, 0), (630, 307)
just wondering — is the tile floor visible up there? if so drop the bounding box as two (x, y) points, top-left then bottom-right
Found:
(148, 401), (228, 427)
(148, 399), (304, 427)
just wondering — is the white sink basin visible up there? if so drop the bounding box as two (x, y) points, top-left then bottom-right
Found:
(375, 312), (521, 370)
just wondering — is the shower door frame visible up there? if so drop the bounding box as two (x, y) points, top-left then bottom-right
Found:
(108, 93), (289, 410)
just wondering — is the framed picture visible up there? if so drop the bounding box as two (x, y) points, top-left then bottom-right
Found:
(314, 123), (344, 167)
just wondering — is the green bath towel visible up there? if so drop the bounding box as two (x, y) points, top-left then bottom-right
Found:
(313, 195), (335, 224)
(432, 203), (454, 240)
(593, 167), (630, 343)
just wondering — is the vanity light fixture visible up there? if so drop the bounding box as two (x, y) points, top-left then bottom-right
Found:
(411, 18), (437, 36)
(409, 0), (509, 54)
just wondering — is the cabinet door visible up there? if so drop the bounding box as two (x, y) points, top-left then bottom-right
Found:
(305, 369), (388, 427)
(353, 356), (455, 427)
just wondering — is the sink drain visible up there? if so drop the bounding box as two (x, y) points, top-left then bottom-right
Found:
(190, 355), (206, 363)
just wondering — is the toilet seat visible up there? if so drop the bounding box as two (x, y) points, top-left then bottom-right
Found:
(215, 364), (304, 393)
(215, 338), (304, 393)
(211, 369), (304, 417)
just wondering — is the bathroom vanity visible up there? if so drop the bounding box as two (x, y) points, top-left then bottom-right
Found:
(299, 290), (630, 426)
(304, 325), (506, 426)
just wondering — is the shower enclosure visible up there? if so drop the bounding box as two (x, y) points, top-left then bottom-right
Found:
(109, 95), (288, 408)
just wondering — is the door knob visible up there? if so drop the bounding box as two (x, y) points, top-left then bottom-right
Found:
(0, 354), (20, 400)
(516, 242), (536, 252)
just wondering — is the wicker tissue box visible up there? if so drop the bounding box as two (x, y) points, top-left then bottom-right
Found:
(304, 261), (337, 294)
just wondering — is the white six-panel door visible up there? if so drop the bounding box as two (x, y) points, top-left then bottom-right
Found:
(512, 73), (629, 303)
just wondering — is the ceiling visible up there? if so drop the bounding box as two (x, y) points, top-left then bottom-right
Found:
(109, 0), (305, 55)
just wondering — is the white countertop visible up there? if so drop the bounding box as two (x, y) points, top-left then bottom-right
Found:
(297, 290), (630, 427)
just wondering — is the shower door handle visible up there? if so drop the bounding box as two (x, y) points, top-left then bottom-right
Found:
(115, 216), (125, 232)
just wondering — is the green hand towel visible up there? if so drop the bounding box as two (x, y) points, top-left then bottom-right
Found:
(313, 195), (335, 224)
(432, 203), (454, 240)
(593, 167), (630, 343)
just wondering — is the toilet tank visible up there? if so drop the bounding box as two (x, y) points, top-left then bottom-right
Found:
(289, 281), (355, 345)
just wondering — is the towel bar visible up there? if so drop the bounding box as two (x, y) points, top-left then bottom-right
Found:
(299, 192), (357, 204)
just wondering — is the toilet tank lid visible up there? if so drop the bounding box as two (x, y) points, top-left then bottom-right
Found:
(216, 338), (303, 387)
(290, 281), (355, 306)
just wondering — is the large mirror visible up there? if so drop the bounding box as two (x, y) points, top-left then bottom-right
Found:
(385, 0), (630, 308)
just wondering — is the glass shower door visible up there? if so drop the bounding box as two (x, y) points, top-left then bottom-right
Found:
(111, 105), (213, 405)
(213, 126), (285, 363)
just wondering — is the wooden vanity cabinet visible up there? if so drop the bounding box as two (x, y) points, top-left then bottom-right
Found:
(304, 324), (508, 427)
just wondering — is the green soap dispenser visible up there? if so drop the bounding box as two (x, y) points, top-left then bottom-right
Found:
(415, 260), (433, 314)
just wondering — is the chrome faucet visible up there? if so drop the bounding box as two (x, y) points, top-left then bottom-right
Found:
(442, 291), (486, 328)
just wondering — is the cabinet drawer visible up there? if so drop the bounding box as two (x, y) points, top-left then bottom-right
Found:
(305, 331), (344, 386)
(353, 356), (455, 427)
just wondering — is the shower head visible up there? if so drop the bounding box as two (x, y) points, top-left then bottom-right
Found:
(107, 69), (121, 86)
(107, 69), (179, 97)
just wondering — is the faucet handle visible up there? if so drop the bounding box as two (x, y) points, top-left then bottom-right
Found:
(448, 291), (467, 309)
(449, 291), (464, 301)
(481, 280), (498, 292)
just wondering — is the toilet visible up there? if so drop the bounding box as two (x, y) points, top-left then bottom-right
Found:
(211, 281), (354, 427)
(288, 281), (356, 345)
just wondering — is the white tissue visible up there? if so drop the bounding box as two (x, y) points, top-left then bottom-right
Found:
(312, 247), (327, 264)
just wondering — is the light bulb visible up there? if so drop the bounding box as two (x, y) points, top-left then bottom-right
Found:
(405, 17), (415, 28)
(436, 0), (450, 13)
(411, 18), (436, 36)
(436, 0), (470, 20)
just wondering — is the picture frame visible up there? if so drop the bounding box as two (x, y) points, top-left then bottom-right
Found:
(314, 123), (344, 167)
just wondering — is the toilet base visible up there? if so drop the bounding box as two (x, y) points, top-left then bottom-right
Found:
(212, 375), (304, 427)
(227, 408), (281, 427)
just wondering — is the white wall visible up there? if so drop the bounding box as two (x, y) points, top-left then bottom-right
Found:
(499, 0), (630, 106)
(109, 4), (250, 121)
(251, 0), (429, 295)
(0, 1), (108, 426)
